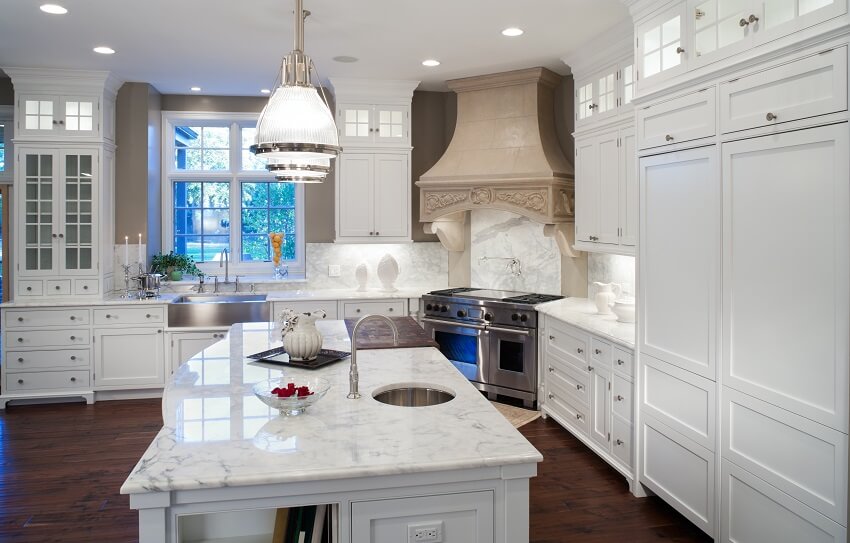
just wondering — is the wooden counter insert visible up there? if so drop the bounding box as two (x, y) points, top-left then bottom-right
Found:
(344, 316), (437, 349)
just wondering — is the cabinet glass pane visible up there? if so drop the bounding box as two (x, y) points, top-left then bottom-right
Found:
(598, 73), (616, 113)
(800, 0), (833, 14)
(63, 153), (94, 271)
(623, 65), (635, 104)
(694, 0), (749, 58)
(23, 153), (54, 271)
(643, 15), (682, 76)
(25, 100), (55, 131)
(578, 82), (594, 119)
(344, 109), (369, 138)
(378, 109), (404, 138)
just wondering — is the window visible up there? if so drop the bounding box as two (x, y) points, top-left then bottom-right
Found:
(163, 112), (305, 276)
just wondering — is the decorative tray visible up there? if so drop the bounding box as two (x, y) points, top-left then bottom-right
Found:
(247, 346), (350, 369)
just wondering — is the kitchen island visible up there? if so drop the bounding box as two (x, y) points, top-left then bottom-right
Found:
(121, 320), (542, 543)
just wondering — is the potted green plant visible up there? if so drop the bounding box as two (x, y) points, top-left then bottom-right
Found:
(150, 251), (203, 281)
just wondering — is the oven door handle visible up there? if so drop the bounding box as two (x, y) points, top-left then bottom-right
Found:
(487, 325), (532, 336)
(422, 317), (487, 331)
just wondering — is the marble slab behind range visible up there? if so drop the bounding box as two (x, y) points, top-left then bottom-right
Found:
(470, 209), (560, 295)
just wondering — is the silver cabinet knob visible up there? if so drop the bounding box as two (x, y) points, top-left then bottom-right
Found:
(375, 232), (380, 236)
(595, 348), (602, 355)
(17, 317), (23, 322)
(70, 316), (76, 320)
(740, 17), (750, 26)
(766, 112), (777, 121)
(616, 439), (624, 446)
(55, 286), (61, 290)
(58, 233), (64, 238)
(617, 359), (625, 365)
(157, 330), (162, 334)
(388, 308), (393, 312)
(105, 314), (111, 318)
(616, 395), (624, 401)
(70, 335), (76, 340)
(577, 348), (583, 354)
(676, 46), (685, 54)
(356, 308), (361, 313)
(665, 134), (674, 141)
(576, 413), (583, 420)
(548, 393), (554, 400)
(369, 232), (374, 236)
(589, 103), (598, 110)
(70, 377), (76, 382)
(83, 285), (89, 290)
(26, 287), (32, 291)
(748, 14), (759, 23)
(548, 366), (554, 373)
(17, 358), (23, 363)
(17, 338), (23, 342)
(576, 384), (583, 390)
(587, 365), (594, 372)
(52, 233), (58, 238)
(17, 379), (23, 384)
(70, 356), (76, 361)
(549, 335), (555, 340)
(146, 314), (151, 318)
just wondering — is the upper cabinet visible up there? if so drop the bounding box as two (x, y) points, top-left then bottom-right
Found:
(17, 95), (100, 139)
(633, 0), (848, 92)
(338, 104), (410, 147)
(575, 62), (636, 128)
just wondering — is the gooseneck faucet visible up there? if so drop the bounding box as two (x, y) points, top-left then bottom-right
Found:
(219, 248), (229, 283)
(348, 314), (399, 399)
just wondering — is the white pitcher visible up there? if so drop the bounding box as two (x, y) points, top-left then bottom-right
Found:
(592, 282), (622, 315)
(280, 308), (327, 361)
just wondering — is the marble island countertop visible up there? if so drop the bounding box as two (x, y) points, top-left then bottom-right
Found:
(535, 297), (636, 348)
(120, 320), (542, 495)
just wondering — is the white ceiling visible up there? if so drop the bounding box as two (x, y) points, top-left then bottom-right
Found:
(0, 0), (629, 95)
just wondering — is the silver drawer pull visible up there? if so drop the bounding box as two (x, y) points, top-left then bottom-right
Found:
(17, 379), (23, 384)
(548, 393), (554, 400)
(146, 314), (152, 318)
(576, 413), (583, 420)
(615, 439), (624, 446)
(616, 395), (624, 401)
(617, 359), (625, 365)
(83, 285), (89, 290)
(748, 14), (759, 23)
(676, 46), (685, 54)
(17, 358), (23, 363)
(665, 134), (674, 141)
(388, 308), (393, 312)
(594, 348), (602, 355)
(70, 356), (77, 361)
(70, 377), (76, 382)
(70, 316), (76, 320)
(17, 338), (23, 342)
(548, 366), (554, 373)
(356, 308), (361, 312)
(105, 314), (111, 318)
(26, 287), (32, 291)
(70, 335), (76, 340)
(55, 285), (61, 290)
(17, 317), (23, 322)
(576, 384), (583, 390)
(739, 17), (750, 26)
(766, 112), (777, 121)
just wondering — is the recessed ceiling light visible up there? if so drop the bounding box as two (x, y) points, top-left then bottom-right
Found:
(501, 27), (524, 37)
(190, 87), (202, 92)
(260, 89), (271, 94)
(39, 4), (67, 14)
(93, 46), (115, 55)
(422, 59), (441, 67)
(332, 56), (359, 63)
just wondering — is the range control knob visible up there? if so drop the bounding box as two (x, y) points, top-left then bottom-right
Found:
(511, 313), (520, 321)
(425, 303), (433, 311)
(457, 310), (467, 318)
(520, 314), (528, 322)
(440, 305), (448, 313)
(484, 313), (493, 321)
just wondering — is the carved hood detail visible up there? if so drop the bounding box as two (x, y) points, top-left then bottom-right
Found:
(417, 67), (575, 226)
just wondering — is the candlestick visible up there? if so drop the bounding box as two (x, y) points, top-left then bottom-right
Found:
(138, 233), (143, 265)
(124, 236), (129, 266)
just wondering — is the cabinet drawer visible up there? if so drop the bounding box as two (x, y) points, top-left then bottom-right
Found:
(720, 47), (848, 134)
(7, 329), (90, 348)
(341, 300), (405, 318)
(545, 379), (590, 436)
(611, 416), (633, 469)
(271, 300), (338, 320)
(46, 279), (72, 295)
(642, 353), (715, 450)
(545, 353), (590, 405)
(6, 370), (90, 392)
(590, 336), (613, 367)
(93, 306), (165, 325)
(6, 308), (89, 328)
(18, 280), (43, 296)
(75, 279), (99, 295)
(545, 320), (589, 371)
(637, 87), (716, 150)
(7, 349), (90, 371)
(613, 346), (634, 377)
(612, 372), (633, 422)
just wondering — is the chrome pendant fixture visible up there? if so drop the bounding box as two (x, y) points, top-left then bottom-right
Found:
(251, 0), (340, 183)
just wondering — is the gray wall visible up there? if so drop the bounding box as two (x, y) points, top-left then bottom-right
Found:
(0, 77), (13, 105)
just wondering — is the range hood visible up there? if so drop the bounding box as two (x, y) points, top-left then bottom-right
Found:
(417, 67), (577, 256)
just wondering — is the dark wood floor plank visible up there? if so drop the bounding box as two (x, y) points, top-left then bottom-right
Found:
(0, 399), (711, 542)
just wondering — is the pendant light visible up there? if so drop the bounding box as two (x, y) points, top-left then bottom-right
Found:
(251, 0), (340, 183)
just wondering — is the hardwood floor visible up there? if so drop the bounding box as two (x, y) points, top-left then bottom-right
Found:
(0, 399), (711, 542)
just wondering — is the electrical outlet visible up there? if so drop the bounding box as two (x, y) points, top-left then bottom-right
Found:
(408, 521), (443, 542)
(328, 264), (341, 277)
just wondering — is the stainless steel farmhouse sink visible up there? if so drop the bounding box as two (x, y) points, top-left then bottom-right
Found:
(168, 293), (270, 327)
(372, 385), (456, 407)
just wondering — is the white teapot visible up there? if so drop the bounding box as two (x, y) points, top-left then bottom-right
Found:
(592, 282), (622, 315)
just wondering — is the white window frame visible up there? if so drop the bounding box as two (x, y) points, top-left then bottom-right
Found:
(162, 111), (306, 277)
(0, 105), (13, 182)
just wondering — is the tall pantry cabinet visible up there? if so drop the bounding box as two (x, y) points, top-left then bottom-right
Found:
(4, 68), (120, 300)
(626, 0), (850, 540)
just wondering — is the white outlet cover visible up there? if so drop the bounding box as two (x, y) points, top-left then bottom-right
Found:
(408, 521), (443, 542)
(328, 264), (341, 277)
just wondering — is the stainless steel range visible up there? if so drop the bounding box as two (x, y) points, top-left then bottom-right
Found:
(421, 288), (564, 408)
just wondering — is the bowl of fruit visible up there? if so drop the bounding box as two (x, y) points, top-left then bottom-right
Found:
(252, 376), (331, 416)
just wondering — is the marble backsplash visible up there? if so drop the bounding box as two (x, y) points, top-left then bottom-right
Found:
(587, 253), (636, 300)
(469, 209), (561, 295)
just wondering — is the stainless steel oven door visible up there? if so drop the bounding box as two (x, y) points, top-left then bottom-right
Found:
(422, 317), (488, 384)
(487, 325), (537, 394)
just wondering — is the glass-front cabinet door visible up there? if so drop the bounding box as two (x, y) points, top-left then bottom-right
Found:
(759, 0), (846, 37)
(21, 150), (58, 275)
(17, 95), (98, 138)
(61, 151), (96, 273)
(338, 104), (372, 146)
(636, 3), (688, 87)
(374, 106), (408, 144)
(690, 0), (753, 67)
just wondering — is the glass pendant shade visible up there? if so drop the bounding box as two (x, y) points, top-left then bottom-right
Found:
(252, 85), (340, 161)
(266, 156), (330, 183)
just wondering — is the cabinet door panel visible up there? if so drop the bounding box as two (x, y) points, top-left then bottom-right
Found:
(337, 154), (374, 237)
(637, 88), (716, 149)
(60, 150), (98, 274)
(619, 128), (638, 246)
(636, 3), (688, 88)
(690, 0), (753, 68)
(94, 328), (165, 389)
(574, 137), (598, 242)
(589, 364), (611, 450)
(722, 124), (849, 430)
(19, 149), (58, 275)
(597, 132), (620, 245)
(639, 146), (719, 379)
(373, 154), (408, 237)
(758, 0), (847, 42)
(170, 331), (223, 373)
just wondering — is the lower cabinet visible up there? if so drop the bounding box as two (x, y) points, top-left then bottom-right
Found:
(340, 299), (406, 319)
(351, 491), (494, 543)
(540, 315), (635, 478)
(168, 330), (227, 374)
(93, 327), (165, 389)
(271, 300), (339, 320)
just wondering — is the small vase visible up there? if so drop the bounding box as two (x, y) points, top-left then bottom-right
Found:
(280, 309), (326, 361)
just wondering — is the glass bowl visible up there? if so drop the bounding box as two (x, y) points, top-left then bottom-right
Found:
(252, 376), (331, 416)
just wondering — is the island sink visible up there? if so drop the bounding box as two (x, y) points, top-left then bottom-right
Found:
(168, 294), (269, 327)
(372, 385), (455, 407)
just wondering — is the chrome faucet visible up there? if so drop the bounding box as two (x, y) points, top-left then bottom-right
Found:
(219, 249), (230, 283)
(348, 314), (398, 399)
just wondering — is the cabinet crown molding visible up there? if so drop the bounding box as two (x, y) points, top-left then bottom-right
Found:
(329, 78), (420, 104)
(3, 67), (123, 97)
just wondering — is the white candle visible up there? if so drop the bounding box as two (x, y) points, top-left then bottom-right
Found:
(138, 233), (143, 264)
(124, 236), (129, 266)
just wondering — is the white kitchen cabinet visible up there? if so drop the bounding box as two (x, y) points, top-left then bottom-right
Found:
(93, 327), (165, 389)
(574, 126), (637, 254)
(169, 331), (227, 374)
(589, 362), (612, 450)
(336, 152), (410, 242)
(636, 87), (716, 150)
(16, 94), (101, 139)
(337, 103), (410, 147)
(575, 65), (619, 124)
(636, 2), (689, 86)
(721, 124), (849, 431)
(639, 145), (719, 381)
(340, 299), (406, 319)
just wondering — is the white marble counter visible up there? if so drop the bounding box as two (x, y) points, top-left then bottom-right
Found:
(536, 298), (636, 348)
(121, 320), (542, 494)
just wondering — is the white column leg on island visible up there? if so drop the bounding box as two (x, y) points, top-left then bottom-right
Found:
(501, 476), (531, 543)
(131, 492), (171, 543)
